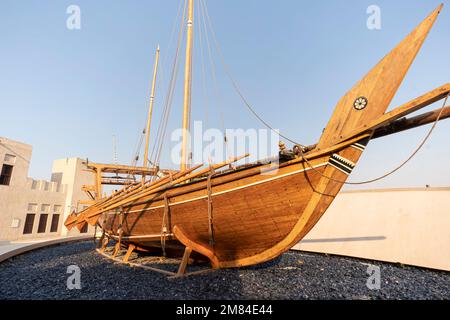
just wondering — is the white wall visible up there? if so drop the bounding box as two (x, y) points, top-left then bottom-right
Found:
(294, 188), (450, 271)
(52, 158), (95, 236)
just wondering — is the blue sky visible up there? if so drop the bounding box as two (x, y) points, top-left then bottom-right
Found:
(1, 0), (449, 189)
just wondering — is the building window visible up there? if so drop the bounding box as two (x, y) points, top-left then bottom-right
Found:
(31, 180), (38, 189)
(53, 205), (62, 214)
(37, 214), (48, 233)
(27, 203), (38, 212)
(80, 223), (88, 233)
(41, 204), (50, 213)
(51, 172), (63, 184)
(11, 218), (20, 228)
(23, 214), (35, 234)
(0, 164), (13, 186)
(50, 214), (60, 233)
(4, 154), (16, 164)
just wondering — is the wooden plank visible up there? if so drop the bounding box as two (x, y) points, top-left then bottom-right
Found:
(96, 249), (176, 276)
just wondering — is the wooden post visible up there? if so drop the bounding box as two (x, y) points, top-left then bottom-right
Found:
(113, 209), (124, 258)
(100, 237), (109, 253)
(207, 172), (215, 247)
(177, 246), (192, 277)
(123, 244), (136, 263)
(96, 168), (103, 200)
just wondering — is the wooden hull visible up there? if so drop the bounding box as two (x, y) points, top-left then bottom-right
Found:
(100, 141), (366, 268)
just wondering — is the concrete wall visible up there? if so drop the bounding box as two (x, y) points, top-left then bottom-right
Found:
(294, 188), (450, 271)
(52, 158), (95, 236)
(0, 137), (35, 240)
(0, 136), (95, 241)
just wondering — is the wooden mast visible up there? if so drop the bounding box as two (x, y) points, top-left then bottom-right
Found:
(181, 0), (194, 171)
(143, 45), (160, 169)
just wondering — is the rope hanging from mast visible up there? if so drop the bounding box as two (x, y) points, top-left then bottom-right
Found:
(200, 0), (306, 148)
(198, 0), (231, 161)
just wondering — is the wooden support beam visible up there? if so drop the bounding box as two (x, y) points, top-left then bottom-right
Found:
(123, 244), (136, 263)
(101, 179), (137, 186)
(96, 169), (102, 200)
(108, 233), (174, 241)
(96, 249), (176, 276)
(207, 172), (215, 247)
(79, 200), (96, 205)
(82, 185), (96, 192)
(372, 105), (450, 139)
(100, 238), (109, 253)
(112, 210), (124, 258)
(85, 162), (172, 176)
(176, 246), (192, 277)
(112, 242), (121, 258)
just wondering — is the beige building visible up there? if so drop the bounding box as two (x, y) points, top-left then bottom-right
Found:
(0, 136), (95, 241)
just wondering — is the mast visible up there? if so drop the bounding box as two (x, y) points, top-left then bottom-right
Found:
(181, 0), (194, 171)
(143, 45), (160, 169)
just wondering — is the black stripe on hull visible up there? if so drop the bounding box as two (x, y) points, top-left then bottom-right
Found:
(328, 154), (355, 175)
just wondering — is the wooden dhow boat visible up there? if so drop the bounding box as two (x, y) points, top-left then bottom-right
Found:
(65, 3), (450, 271)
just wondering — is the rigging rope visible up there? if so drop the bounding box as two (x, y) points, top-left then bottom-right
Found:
(128, 126), (146, 181)
(201, 0), (305, 148)
(197, 0), (211, 164)
(199, 0), (231, 160)
(150, 0), (188, 168)
(149, 2), (184, 166)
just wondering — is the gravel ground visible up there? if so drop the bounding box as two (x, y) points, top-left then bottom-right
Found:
(0, 241), (448, 300)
